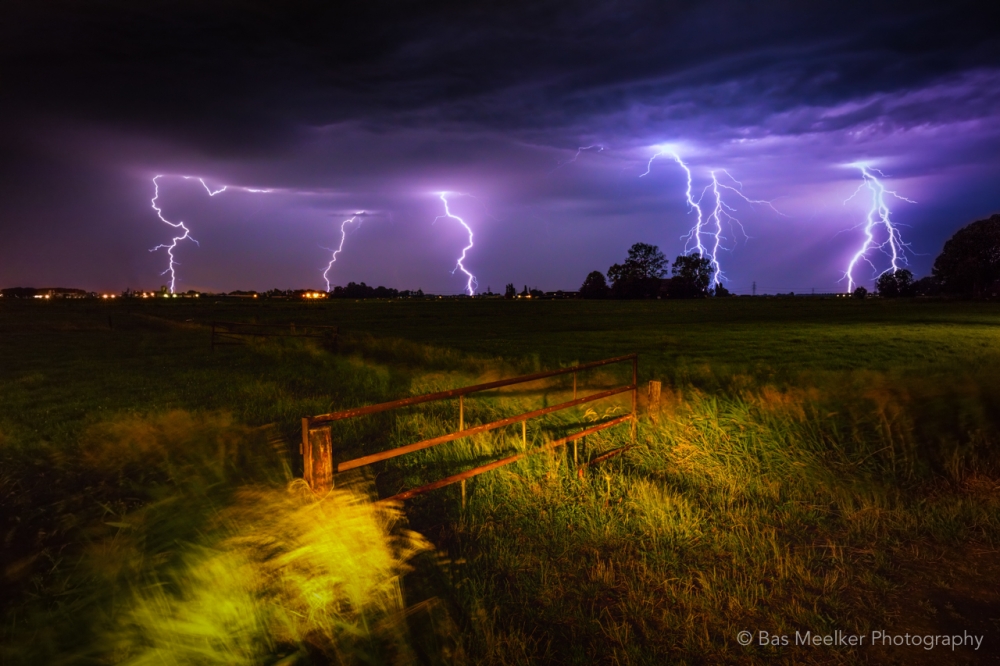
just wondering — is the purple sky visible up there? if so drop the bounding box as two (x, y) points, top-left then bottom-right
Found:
(2, 2), (999, 294)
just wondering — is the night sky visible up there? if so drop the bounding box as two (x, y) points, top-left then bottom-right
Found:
(3, 1), (999, 294)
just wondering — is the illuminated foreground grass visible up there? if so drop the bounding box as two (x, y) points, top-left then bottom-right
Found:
(2, 299), (1000, 664)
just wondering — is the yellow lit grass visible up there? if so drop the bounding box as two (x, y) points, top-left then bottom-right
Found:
(2, 409), (440, 666)
(106, 482), (430, 665)
(448, 368), (1000, 664)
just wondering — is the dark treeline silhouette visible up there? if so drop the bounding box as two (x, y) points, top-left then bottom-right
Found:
(871, 213), (1000, 299)
(586, 214), (1000, 302)
(1, 287), (90, 298)
(932, 213), (1000, 298)
(329, 282), (424, 299)
(580, 243), (717, 299)
(1, 287), (38, 298)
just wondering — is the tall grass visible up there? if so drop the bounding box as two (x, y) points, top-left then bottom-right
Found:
(432, 366), (1000, 664)
(1, 411), (445, 666)
(5, 301), (1000, 664)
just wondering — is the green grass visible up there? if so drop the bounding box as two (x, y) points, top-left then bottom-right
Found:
(3, 297), (1000, 664)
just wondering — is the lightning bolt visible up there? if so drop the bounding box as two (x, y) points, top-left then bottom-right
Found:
(643, 148), (779, 287)
(149, 175), (269, 292)
(705, 170), (781, 286)
(323, 212), (364, 292)
(642, 147), (708, 262)
(842, 164), (916, 292)
(149, 175), (199, 294)
(185, 176), (227, 196)
(435, 192), (478, 296)
(555, 144), (604, 169)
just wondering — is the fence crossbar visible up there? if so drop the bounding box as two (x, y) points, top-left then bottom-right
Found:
(337, 384), (634, 472)
(307, 353), (637, 426)
(377, 413), (633, 503)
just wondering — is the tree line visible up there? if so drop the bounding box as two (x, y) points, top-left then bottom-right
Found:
(583, 213), (1000, 300)
(579, 243), (722, 299)
(862, 213), (1000, 299)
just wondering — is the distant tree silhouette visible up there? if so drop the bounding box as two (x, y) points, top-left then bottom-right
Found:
(875, 269), (915, 298)
(0, 287), (36, 298)
(579, 271), (609, 299)
(669, 254), (713, 298)
(912, 276), (941, 297)
(330, 282), (399, 298)
(625, 243), (668, 279)
(504, 283), (516, 299)
(712, 283), (732, 297)
(852, 286), (868, 299)
(608, 243), (668, 298)
(932, 214), (1000, 297)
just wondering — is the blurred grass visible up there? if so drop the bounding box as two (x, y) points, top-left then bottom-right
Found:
(3, 297), (1000, 664)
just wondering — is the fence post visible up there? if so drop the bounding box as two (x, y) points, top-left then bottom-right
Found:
(461, 479), (467, 510)
(459, 395), (464, 431)
(302, 418), (334, 494)
(573, 372), (577, 400)
(301, 417), (310, 479)
(648, 380), (662, 421)
(631, 355), (638, 444)
(522, 420), (527, 448)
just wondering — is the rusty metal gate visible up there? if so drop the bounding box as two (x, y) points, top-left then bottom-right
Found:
(301, 354), (638, 502)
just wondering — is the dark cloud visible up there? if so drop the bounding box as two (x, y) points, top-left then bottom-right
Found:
(4, 1), (998, 145)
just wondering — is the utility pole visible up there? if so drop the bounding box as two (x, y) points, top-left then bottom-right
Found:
(752, 281), (756, 297)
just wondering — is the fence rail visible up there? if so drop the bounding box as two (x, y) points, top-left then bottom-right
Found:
(301, 354), (638, 500)
(211, 320), (338, 350)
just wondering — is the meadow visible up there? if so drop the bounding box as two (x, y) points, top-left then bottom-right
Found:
(2, 296), (1000, 664)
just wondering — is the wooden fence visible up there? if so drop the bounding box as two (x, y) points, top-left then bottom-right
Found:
(211, 320), (339, 351)
(301, 354), (638, 502)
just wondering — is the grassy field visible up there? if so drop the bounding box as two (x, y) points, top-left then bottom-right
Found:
(2, 297), (1000, 664)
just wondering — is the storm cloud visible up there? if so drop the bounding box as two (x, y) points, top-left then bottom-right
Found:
(3, 0), (999, 293)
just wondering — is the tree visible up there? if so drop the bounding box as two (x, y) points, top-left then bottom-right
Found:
(624, 243), (668, 280)
(852, 286), (868, 299)
(912, 276), (940, 297)
(670, 254), (713, 298)
(607, 243), (668, 298)
(504, 283), (516, 299)
(712, 283), (732, 297)
(932, 214), (1000, 297)
(875, 269), (915, 298)
(579, 271), (609, 299)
